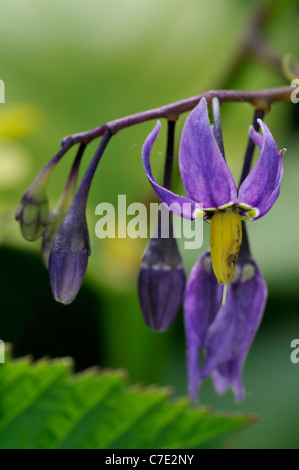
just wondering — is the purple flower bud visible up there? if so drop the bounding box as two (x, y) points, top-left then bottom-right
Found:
(41, 144), (85, 267)
(49, 207), (90, 305)
(49, 131), (111, 304)
(138, 214), (185, 331)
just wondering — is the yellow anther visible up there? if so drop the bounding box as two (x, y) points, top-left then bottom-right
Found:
(193, 208), (205, 219)
(210, 209), (242, 285)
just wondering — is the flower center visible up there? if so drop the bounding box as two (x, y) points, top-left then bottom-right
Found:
(210, 208), (242, 301)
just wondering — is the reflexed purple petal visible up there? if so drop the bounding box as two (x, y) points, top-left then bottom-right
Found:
(248, 126), (263, 150)
(142, 121), (204, 219)
(184, 253), (222, 401)
(249, 179), (282, 220)
(201, 260), (267, 402)
(238, 120), (284, 215)
(179, 98), (237, 209)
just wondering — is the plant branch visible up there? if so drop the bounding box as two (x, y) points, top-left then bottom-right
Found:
(61, 86), (292, 146)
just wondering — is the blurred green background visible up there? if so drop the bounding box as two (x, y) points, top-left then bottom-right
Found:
(0, 0), (299, 449)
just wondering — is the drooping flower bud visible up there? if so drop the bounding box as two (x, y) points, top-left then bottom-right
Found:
(138, 211), (185, 331)
(15, 169), (51, 241)
(15, 140), (73, 241)
(42, 144), (85, 267)
(49, 130), (111, 304)
(49, 205), (90, 305)
(139, 119), (185, 330)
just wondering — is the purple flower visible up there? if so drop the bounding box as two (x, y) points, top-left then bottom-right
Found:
(143, 98), (284, 221)
(184, 251), (267, 402)
(142, 98), (284, 402)
(142, 98), (285, 291)
(138, 209), (185, 331)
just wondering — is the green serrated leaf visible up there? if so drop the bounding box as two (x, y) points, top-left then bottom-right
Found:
(0, 356), (255, 449)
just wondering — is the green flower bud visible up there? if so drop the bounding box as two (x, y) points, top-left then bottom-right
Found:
(15, 171), (51, 241)
(15, 140), (74, 242)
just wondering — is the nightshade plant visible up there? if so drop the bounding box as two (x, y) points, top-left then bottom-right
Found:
(142, 97), (284, 401)
(142, 98), (284, 301)
(15, 86), (290, 403)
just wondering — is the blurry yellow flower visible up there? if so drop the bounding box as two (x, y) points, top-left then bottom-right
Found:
(92, 230), (145, 291)
(0, 103), (43, 191)
(0, 104), (42, 141)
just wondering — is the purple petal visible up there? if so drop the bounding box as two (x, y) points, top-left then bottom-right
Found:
(238, 120), (284, 217)
(212, 352), (246, 402)
(142, 122), (201, 219)
(201, 259), (268, 402)
(212, 368), (230, 396)
(248, 126), (263, 150)
(250, 177), (283, 220)
(184, 253), (222, 401)
(179, 98), (237, 209)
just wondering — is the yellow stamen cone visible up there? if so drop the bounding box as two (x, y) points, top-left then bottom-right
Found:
(210, 209), (242, 285)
